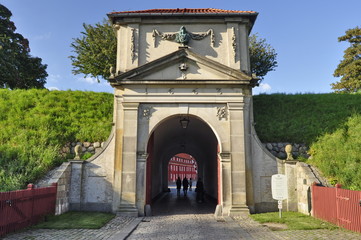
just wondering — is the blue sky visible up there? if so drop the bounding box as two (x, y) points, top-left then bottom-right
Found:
(2, 0), (360, 94)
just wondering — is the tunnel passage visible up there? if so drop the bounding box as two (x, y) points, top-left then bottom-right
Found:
(167, 153), (198, 183)
(145, 115), (220, 213)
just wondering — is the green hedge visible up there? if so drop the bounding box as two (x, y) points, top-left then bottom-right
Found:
(0, 89), (113, 191)
(253, 93), (361, 144)
(254, 93), (361, 190)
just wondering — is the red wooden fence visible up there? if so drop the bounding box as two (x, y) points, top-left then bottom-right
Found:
(312, 184), (361, 233)
(0, 183), (57, 237)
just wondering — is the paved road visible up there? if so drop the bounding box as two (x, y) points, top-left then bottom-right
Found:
(3, 187), (361, 239)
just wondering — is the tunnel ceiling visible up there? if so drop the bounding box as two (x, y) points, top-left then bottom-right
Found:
(153, 115), (218, 162)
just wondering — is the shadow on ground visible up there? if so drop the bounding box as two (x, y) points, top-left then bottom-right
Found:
(151, 185), (217, 216)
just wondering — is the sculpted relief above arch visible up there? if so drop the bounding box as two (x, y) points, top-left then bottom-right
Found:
(152, 26), (215, 47)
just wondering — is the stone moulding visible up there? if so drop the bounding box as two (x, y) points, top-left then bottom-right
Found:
(152, 26), (215, 47)
(109, 48), (257, 87)
(219, 152), (231, 161)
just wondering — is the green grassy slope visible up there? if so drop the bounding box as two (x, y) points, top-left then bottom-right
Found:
(253, 93), (361, 144)
(0, 89), (113, 191)
(1, 91), (360, 191)
(253, 93), (361, 190)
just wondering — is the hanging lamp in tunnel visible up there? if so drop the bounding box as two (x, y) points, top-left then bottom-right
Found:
(180, 117), (190, 129)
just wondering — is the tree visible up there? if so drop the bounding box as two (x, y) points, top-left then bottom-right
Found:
(70, 22), (277, 81)
(331, 26), (361, 93)
(70, 20), (117, 81)
(249, 34), (278, 81)
(0, 4), (47, 89)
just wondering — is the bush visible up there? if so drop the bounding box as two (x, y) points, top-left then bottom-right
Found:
(81, 152), (94, 160)
(308, 114), (361, 190)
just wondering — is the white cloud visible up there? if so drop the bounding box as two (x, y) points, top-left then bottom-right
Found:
(78, 76), (98, 85)
(47, 74), (61, 83)
(259, 83), (272, 92)
(47, 86), (60, 91)
(253, 83), (272, 95)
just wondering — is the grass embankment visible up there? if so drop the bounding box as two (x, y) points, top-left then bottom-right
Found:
(253, 93), (361, 190)
(34, 211), (115, 229)
(250, 212), (337, 231)
(253, 93), (361, 143)
(0, 89), (113, 191)
(1, 91), (361, 192)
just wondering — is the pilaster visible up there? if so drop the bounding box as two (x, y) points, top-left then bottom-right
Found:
(220, 152), (231, 215)
(136, 151), (147, 216)
(112, 95), (124, 212)
(118, 102), (139, 216)
(228, 102), (249, 215)
(239, 23), (251, 73)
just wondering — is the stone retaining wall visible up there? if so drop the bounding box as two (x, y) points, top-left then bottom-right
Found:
(263, 142), (309, 159)
(280, 161), (330, 215)
(47, 162), (72, 215)
(60, 141), (106, 157)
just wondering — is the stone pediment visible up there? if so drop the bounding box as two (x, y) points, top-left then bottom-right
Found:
(109, 48), (258, 87)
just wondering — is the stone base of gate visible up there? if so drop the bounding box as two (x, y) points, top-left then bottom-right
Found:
(229, 204), (250, 216)
(214, 204), (223, 217)
(145, 204), (152, 216)
(117, 205), (138, 216)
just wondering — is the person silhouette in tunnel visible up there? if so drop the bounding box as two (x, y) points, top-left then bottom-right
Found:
(196, 178), (204, 203)
(183, 177), (189, 196)
(176, 177), (182, 197)
(189, 178), (193, 191)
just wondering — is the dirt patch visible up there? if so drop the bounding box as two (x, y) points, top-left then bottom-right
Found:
(262, 222), (288, 231)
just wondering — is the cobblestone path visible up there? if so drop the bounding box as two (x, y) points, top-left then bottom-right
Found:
(128, 187), (361, 240)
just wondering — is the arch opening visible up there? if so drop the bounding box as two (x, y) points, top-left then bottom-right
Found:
(168, 153), (198, 183)
(145, 115), (219, 214)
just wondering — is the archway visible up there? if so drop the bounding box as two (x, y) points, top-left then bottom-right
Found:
(167, 153), (198, 184)
(145, 115), (219, 214)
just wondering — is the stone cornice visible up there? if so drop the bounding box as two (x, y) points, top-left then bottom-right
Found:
(109, 48), (259, 87)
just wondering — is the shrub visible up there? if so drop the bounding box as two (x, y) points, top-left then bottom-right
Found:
(308, 114), (361, 190)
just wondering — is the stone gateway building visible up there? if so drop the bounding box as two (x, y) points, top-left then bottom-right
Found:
(63, 8), (295, 217)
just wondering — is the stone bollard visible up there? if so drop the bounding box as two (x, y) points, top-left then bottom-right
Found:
(285, 144), (294, 160)
(74, 145), (82, 160)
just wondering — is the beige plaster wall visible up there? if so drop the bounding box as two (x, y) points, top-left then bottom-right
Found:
(73, 129), (116, 212)
(115, 19), (250, 74)
(250, 125), (280, 212)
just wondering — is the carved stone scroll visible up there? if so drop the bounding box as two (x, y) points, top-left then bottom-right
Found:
(130, 28), (136, 61)
(232, 27), (237, 62)
(141, 106), (153, 120)
(217, 106), (227, 120)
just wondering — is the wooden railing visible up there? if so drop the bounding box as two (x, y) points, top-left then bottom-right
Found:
(312, 183), (361, 233)
(0, 183), (57, 237)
